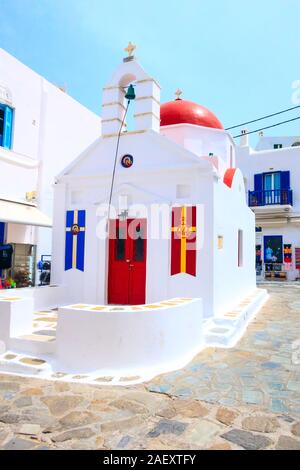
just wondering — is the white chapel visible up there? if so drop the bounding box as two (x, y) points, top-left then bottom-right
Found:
(0, 45), (267, 380)
(51, 44), (256, 318)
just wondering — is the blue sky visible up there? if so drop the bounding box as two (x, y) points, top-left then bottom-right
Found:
(1, 0), (300, 144)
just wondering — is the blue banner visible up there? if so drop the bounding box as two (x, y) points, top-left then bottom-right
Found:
(65, 210), (86, 271)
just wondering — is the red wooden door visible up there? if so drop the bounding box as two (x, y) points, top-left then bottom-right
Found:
(108, 218), (147, 305)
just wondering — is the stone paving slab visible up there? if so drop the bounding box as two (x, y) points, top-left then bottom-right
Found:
(147, 284), (300, 417)
(0, 284), (299, 450)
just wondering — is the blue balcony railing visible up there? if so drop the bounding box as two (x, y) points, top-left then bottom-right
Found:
(248, 189), (293, 207)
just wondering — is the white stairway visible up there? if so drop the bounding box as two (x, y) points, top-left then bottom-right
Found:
(203, 288), (268, 348)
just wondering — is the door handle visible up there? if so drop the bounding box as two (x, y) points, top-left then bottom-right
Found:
(129, 264), (134, 268)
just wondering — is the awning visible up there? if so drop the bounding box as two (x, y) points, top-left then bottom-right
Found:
(0, 199), (52, 227)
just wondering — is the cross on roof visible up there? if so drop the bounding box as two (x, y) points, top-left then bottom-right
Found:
(175, 88), (183, 100)
(124, 42), (136, 57)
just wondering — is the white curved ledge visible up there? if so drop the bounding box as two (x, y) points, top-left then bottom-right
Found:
(55, 298), (203, 375)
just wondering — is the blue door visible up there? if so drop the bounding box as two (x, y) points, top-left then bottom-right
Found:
(264, 172), (280, 204)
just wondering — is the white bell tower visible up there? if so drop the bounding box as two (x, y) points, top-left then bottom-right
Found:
(101, 43), (161, 137)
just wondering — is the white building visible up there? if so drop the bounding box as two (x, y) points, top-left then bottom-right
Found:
(46, 50), (263, 375)
(0, 48), (266, 382)
(0, 48), (101, 288)
(51, 53), (257, 316)
(236, 130), (300, 281)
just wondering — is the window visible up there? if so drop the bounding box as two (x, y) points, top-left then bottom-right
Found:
(0, 103), (13, 149)
(254, 171), (290, 192)
(230, 146), (233, 167)
(274, 144), (283, 149)
(264, 235), (283, 264)
(0, 108), (4, 143)
(263, 171), (281, 204)
(11, 243), (36, 287)
(115, 227), (125, 260)
(71, 190), (85, 204)
(251, 171), (291, 207)
(256, 244), (262, 275)
(176, 184), (191, 199)
(264, 172), (281, 191)
(238, 230), (243, 267)
(217, 236), (223, 250)
(0, 222), (5, 276)
(133, 225), (145, 261)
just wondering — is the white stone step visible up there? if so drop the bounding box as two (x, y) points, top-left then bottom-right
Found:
(204, 288), (268, 347)
(204, 324), (236, 346)
(9, 334), (56, 354)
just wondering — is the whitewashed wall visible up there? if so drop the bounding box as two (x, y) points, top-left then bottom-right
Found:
(255, 225), (300, 281)
(213, 169), (256, 316)
(255, 135), (300, 151)
(52, 127), (255, 317)
(0, 48), (101, 273)
(161, 124), (236, 171)
(236, 139), (300, 281)
(237, 145), (300, 214)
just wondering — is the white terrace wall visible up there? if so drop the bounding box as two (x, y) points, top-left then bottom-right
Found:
(213, 169), (256, 316)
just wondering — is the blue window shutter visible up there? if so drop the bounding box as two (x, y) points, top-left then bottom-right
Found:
(0, 104), (4, 146)
(254, 173), (263, 191)
(0, 222), (5, 277)
(254, 173), (263, 205)
(0, 222), (5, 245)
(3, 106), (13, 149)
(280, 171), (290, 189)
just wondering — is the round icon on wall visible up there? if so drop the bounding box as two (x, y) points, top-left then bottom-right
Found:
(71, 224), (80, 235)
(121, 154), (133, 168)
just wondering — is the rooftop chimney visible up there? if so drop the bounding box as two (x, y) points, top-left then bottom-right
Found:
(240, 129), (249, 147)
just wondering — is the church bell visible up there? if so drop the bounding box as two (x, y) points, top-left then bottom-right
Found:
(125, 84), (136, 101)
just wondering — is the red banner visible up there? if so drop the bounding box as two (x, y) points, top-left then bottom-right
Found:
(284, 244), (292, 263)
(295, 248), (300, 270)
(171, 206), (197, 276)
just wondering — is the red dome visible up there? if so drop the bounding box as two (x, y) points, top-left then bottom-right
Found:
(160, 99), (223, 130)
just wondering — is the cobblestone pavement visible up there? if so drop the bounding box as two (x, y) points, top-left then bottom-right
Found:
(0, 283), (300, 450)
(147, 283), (300, 416)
